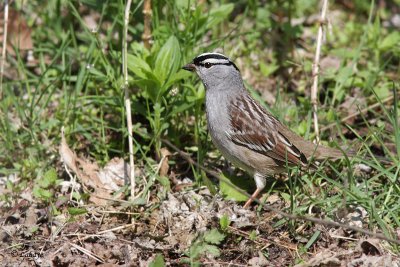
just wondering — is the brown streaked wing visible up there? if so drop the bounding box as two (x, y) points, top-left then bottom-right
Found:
(227, 94), (308, 166)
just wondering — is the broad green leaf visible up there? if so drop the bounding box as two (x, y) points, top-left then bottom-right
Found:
(149, 254), (165, 267)
(207, 4), (234, 28)
(154, 36), (181, 86)
(176, 0), (190, 11)
(39, 168), (58, 188)
(280, 192), (291, 202)
(130, 41), (150, 58)
(379, 32), (400, 51)
(204, 244), (220, 257)
(68, 207), (87, 216)
(259, 61), (279, 77)
(219, 173), (249, 202)
(204, 229), (225, 245)
(156, 175), (170, 189)
(331, 48), (356, 59)
(249, 230), (257, 241)
(219, 214), (230, 231)
(326, 108), (336, 122)
(136, 79), (161, 102)
(164, 70), (192, 88)
(127, 54), (152, 80)
(373, 83), (391, 100)
(297, 120), (308, 136)
(33, 187), (53, 200)
(336, 66), (353, 85)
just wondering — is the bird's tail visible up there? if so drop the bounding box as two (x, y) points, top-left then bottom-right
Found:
(315, 144), (392, 165)
(314, 144), (354, 161)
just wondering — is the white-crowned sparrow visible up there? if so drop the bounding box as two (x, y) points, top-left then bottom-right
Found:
(183, 52), (346, 208)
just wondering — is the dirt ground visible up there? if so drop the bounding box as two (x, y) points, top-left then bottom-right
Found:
(1, 183), (399, 266)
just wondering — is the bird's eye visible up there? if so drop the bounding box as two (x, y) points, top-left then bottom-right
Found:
(204, 62), (212, 68)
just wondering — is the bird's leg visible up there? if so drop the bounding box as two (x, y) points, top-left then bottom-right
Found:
(243, 173), (266, 209)
(243, 188), (262, 208)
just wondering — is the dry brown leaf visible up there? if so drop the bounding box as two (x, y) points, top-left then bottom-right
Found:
(76, 157), (116, 206)
(338, 87), (366, 126)
(0, 9), (33, 56)
(83, 11), (100, 31)
(59, 127), (79, 174)
(320, 56), (341, 72)
(248, 251), (269, 267)
(294, 250), (344, 267)
(23, 206), (37, 227)
(159, 147), (172, 177)
(97, 158), (127, 190)
(59, 127), (125, 205)
(359, 239), (382, 256)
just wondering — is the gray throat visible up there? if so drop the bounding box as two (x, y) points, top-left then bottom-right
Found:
(205, 80), (245, 140)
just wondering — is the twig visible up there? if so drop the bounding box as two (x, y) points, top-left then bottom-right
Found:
(69, 243), (105, 263)
(64, 224), (135, 241)
(162, 138), (400, 246)
(320, 94), (394, 132)
(142, 0), (152, 49)
(201, 261), (247, 267)
(311, 0), (329, 143)
(96, 210), (140, 215)
(123, 0), (135, 202)
(0, 0), (9, 100)
(228, 226), (298, 251)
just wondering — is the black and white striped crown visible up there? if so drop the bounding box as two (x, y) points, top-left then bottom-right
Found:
(192, 52), (239, 71)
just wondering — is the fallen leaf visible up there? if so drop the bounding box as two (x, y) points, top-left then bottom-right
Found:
(59, 127), (79, 174)
(159, 147), (172, 177)
(59, 127), (127, 205)
(359, 239), (381, 256)
(0, 9), (33, 56)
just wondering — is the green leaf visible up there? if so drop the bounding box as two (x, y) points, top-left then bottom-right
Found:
(249, 230), (257, 241)
(204, 229), (225, 245)
(304, 230), (321, 251)
(6, 180), (13, 191)
(87, 67), (107, 80)
(136, 79), (161, 102)
(219, 214), (230, 231)
(297, 120), (308, 136)
(201, 170), (217, 195)
(164, 70), (192, 88)
(149, 254), (165, 267)
(204, 244), (220, 257)
(206, 4), (234, 28)
(154, 35), (181, 86)
(38, 168), (58, 188)
(156, 175), (170, 189)
(378, 32), (400, 51)
(168, 101), (195, 117)
(68, 207), (87, 216)
(259, 61), (279, 77)
(373, 84), (390, 100)
(280, 192), (291, 202)
(219, 173), (250, 202)
(336, 66), (353, 85)
(33, 187), (53, 200)
(130, 197), (147, 206)
(30, 226), (39, 233)
(326, 108), (336, 122)
(127, 54), (153, 80)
